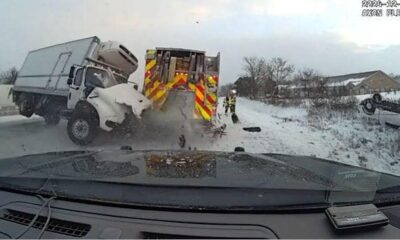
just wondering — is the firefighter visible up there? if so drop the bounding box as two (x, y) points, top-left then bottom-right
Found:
(229, 90), (237, 113)
(223, 96), (229, 115)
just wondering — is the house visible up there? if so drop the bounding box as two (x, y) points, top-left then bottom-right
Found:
(324, 70), (400, 95)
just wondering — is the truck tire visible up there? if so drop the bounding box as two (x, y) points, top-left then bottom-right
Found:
(67, 112), (98, 145)
(44, 114), (60, 125)
(18, 94), (34, 117)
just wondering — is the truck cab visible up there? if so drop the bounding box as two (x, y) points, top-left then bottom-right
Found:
(67, 65), (119, 109)
(12, 36), (151, 146)
(65, 64), (151, 145)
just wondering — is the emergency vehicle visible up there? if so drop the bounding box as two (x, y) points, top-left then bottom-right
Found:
(143, 48), (220, 122)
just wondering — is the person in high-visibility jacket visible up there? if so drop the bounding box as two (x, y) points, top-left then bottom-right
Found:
(229, 95), (236, 113)
(223, 96), (229, 115)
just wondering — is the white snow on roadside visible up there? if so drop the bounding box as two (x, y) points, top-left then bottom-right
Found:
(0, 114), (40, 124)
(208, 97), (400, 176)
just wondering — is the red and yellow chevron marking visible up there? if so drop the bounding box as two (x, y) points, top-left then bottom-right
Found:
(144, 59), (156, 86)
(145, 74), (191, 110)
(207, 75), (218, 85)
(189, 83), (217, 121)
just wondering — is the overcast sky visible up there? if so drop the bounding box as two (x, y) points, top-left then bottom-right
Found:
(1, 0), (400, 85)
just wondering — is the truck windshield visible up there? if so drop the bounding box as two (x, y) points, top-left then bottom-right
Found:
(85, 68), (118, 88)
(113, 73), (127, 84)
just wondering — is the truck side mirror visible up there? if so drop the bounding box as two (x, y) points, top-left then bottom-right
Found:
(67, 66), (76, 85)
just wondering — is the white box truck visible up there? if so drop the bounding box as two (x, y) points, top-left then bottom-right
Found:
(13, 36), (152, 145)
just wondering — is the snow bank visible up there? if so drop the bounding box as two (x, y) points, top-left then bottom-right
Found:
(210, 97), (400, 176)
(0, 85), (14, 107)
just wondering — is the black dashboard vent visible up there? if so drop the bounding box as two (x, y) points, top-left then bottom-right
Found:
(0, 209), (91, 237)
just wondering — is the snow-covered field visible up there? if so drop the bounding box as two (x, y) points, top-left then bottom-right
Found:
(214, 98), (400, 175)
(0, 96), (399, 175)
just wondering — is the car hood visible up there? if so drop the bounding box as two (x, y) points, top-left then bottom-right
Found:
(0, 149), (395, 191)
(1, 150), (399, 210)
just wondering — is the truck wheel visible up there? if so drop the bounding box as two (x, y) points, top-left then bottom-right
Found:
(44, 114), (60, 125)
(18, 95), (34, 117)
(67, 113), (98, 145)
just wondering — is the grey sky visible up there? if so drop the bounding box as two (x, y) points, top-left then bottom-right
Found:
(1, 0), (400, 85)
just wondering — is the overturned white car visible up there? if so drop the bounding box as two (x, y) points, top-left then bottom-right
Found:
(360, 93), (400, 128)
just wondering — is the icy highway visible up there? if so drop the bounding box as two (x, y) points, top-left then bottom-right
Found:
(0, 97), (399, 175)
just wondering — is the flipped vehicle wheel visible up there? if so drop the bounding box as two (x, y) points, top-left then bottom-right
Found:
(373, 93), (383, 103)
(362, 99), (376, 115)
(67, 113), (98, 145)
(44, 114), (60, 125)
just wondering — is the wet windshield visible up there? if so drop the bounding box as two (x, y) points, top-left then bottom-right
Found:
(0, 0), (400, 210)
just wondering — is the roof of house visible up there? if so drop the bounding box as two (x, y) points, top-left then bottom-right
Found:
(324, 70), (381, 87)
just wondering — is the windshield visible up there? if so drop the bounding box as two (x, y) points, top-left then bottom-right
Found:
(1, 0), (400, 210)
(85, 67), (118, 88)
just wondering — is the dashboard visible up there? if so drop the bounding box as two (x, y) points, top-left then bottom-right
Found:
(0, 190), (400, 239)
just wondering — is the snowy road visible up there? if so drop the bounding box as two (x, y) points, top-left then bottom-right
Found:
(0, 97), (399, 175)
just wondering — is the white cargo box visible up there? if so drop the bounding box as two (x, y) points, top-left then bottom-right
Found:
(97, 41), (138, 75)
(14, 37), (100, 96)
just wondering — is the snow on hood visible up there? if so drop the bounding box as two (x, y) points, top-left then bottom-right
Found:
(97, 83), (152, 118)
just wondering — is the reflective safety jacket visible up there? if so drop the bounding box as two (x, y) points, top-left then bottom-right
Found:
(229, 96), (236, 105)
(223, 97), (229, 107)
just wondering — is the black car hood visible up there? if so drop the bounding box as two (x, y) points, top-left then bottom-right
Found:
(0, 149), (391, 191)
(0, 150), (398, 210)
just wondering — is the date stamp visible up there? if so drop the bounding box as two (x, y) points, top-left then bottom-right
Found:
(361, 0), (400, 17)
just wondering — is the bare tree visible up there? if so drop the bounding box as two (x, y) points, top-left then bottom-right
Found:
(241, 57), (268, 99)
(269, 58), (294, 97)
(314, 76), (328, 98)
(0, 67), (18, 84)
(293, 68), (321, 98)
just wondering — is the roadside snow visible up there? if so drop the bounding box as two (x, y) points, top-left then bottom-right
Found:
(0, 114), (40, 124)
(210, 97), (400, 175)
